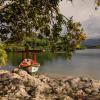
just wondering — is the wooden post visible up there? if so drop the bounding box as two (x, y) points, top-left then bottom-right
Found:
(22, 49), (26, 60)
(33, 48), (37, 64)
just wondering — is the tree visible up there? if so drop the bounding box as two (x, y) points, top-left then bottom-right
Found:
(0, 0), (86, 58)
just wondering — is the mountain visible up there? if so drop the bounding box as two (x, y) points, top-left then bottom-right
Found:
(82, 38), (100, 46)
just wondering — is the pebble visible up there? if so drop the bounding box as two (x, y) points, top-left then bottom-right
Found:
(0, 69), (100, 100)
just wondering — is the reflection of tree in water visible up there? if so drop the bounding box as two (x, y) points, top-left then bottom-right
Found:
(37, 52), (67, 65)
(7, 52), (54, 66)
(24, 42), (30, 58)
(7, 52), (22, 66)
(7, 51), (74, 67)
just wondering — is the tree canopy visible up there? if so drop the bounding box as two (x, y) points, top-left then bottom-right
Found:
(0, 0), (87, 59)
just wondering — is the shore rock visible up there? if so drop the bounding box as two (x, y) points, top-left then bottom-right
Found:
(0, 69), (100, 100)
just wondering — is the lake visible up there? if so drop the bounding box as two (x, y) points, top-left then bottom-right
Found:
(1, 49), (100, 79)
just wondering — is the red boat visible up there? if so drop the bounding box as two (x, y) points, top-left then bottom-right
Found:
(19, 49), (40, 73)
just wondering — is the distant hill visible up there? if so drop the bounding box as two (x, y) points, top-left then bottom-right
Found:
(82, 38), (100, 47)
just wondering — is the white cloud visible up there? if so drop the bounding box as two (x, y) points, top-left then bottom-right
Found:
(82, 16), (100, 38)
(59, 0), (95, 22)
(59, 0), (100, 38)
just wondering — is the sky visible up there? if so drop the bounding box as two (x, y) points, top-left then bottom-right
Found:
(59, 0), (100, 39)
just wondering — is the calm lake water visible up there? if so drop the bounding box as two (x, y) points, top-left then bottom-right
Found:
(1, 49), (100, 79)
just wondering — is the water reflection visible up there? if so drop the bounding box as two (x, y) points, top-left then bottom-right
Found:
(0, 49), (100, 79)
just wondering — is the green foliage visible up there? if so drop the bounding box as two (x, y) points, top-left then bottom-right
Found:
(95, 0), (100, 10)
(0, 49), (7, 66)
(0, 0), (86, 59)
(0, 40), (7, 66)
(96, 0), (100, 6)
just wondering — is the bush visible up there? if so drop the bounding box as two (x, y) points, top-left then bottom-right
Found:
(0, 40), (7, 66)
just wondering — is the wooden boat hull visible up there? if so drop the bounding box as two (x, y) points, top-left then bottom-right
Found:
(27, 66), (39, 73)
(27, 64), (40, 73)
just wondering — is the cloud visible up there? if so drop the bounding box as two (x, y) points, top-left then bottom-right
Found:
(59, 0), (96, 22)
(82, 16), (100, 38)
(59, 0), (100, 38)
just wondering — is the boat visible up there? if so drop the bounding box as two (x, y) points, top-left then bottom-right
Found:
(19, 49), (40, 73)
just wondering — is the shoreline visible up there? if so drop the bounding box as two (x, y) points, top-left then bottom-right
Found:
(36, 72), (100, 80)
(0, 68), (100, 80)
(0, 69), (100, 100)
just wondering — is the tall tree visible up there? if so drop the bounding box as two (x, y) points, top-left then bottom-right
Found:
(0, 0), (86, 56)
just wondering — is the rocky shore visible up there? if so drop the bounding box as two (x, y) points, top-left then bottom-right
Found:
(0, 68), (100, 100)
